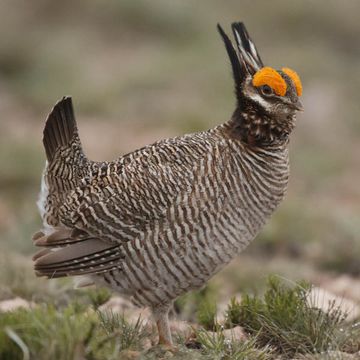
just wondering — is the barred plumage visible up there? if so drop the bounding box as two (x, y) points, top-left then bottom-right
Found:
(33, 22), (303, 346)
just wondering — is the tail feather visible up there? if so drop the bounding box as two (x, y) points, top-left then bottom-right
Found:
(41, 96), (89, 197)
(43, 96), (79, 162)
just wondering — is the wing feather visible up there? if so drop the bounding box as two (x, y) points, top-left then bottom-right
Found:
(33, 231), (124, 278)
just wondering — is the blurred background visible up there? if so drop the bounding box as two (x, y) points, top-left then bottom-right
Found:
(0, 0), (359, 306)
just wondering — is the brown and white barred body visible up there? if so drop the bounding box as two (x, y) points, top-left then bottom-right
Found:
(33, 22), (302, 345)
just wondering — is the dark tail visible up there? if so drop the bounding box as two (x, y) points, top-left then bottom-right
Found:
(43, 96), (88, 191)
(43, 96), (81, 162)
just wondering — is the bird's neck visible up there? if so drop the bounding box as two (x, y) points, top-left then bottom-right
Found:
(224, 104), (294, 148)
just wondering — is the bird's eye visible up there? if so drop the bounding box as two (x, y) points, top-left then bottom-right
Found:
(261, 85), (273, 96)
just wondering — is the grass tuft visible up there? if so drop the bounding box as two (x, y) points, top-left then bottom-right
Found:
(225, 276), (354, 357)
(0, 304), (95, 360)
(0, 304), (149, 360)
(195, 327), (273, 360)
(97, 310), (148, 351)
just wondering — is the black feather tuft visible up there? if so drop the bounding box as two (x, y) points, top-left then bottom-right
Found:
(231, 22), (263, 73)
(217, 23), (246, 86)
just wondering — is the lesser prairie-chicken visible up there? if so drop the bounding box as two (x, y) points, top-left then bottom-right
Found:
(33, 22), (303, 346)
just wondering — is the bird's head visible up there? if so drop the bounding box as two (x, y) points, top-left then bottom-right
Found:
(218, 22), (303, 145)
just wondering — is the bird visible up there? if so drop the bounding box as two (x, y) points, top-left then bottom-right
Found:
(32, 21), (303, 347)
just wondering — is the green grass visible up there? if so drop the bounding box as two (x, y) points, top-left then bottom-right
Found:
(196, 297), (217, 331)
(225, 276), (359, 358)
(86, 288), (112, 310)
(97, 311), (149, 354)
(194, 328), (273, 360)
(0, 304), (148, 360)
(1, 277), (359, 360)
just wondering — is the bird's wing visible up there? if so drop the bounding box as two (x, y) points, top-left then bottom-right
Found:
(33, 228), (125, 277)
(66, 135), (215, 241)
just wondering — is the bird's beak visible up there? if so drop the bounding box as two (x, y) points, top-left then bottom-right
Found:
(292, 99), (304, 112)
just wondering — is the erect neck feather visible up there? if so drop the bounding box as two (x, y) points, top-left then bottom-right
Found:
(224, 105), (292, 148)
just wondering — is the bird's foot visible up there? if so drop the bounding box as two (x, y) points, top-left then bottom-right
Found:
(158, 338), (177, 353)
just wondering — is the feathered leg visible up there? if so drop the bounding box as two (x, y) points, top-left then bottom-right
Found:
(152, 306), (172, 346)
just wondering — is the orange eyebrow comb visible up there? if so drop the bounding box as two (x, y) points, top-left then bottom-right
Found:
(282, 67), (303, 96)
(252, 67), (287, 96)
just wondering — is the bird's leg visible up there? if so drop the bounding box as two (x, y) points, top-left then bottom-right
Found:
(152, 306), (173, 346)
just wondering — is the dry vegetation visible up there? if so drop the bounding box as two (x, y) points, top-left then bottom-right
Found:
(0, 1), (359, 359)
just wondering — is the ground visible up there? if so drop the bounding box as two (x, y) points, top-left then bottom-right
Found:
(0, 1), (359, 359)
